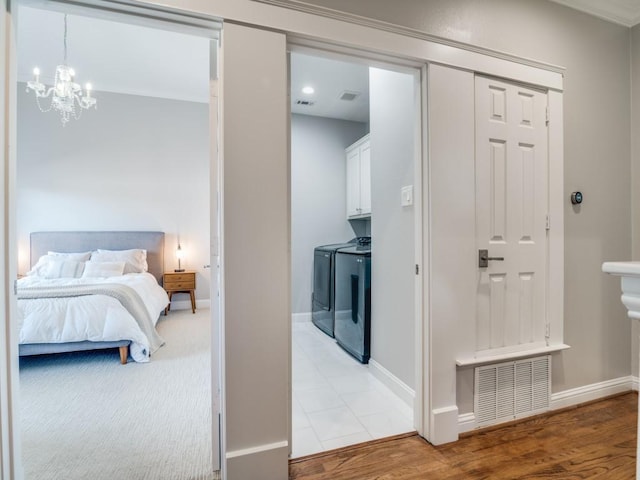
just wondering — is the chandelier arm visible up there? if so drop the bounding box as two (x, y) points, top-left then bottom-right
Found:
(73, 105), (83, 121)
(74, 94), (86, 113)
(34, 96), (54, 113)
(37, 87), (56, 99)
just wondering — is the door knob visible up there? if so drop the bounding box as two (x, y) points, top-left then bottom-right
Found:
(478, 249), (504, 268)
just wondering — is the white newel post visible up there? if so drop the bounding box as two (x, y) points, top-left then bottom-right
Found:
(602, 261), (640, 480)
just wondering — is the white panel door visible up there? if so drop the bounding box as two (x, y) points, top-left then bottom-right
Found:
(475, 75), (548, 353)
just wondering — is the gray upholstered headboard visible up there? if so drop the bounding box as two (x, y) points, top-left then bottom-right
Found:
(30, 231), (165, 283)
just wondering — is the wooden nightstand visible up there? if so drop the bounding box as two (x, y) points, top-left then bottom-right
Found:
(163, 271), (196, 314)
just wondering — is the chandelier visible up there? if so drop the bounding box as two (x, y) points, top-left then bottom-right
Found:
(26, 14), (97, 126)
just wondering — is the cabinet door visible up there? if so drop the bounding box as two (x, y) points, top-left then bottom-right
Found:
(359, 141), (371, 215)
(346, 147), (361, 218)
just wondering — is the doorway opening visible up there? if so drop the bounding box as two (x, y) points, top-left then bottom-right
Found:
(13, 2), (221, 478)
(290, 48), (422, 457)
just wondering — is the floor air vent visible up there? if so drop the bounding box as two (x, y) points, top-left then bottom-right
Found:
(474, 355), (550, 427)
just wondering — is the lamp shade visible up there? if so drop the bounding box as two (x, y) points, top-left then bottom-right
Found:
(175, 243), (185, 272)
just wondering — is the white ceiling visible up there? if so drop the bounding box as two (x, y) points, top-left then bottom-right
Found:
(17, 6), (210, 103)
(290, 52), (369, 123)
(549, 0), (640, 26)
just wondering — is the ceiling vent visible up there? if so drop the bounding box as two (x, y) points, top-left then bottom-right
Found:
(339, 90), (360, 101)
(295, 99), (315, 106)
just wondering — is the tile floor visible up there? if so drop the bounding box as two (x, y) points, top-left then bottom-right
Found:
(291, 321), (414, 458)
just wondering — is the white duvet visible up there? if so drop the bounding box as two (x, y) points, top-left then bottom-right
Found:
(17, 272), (169, 362)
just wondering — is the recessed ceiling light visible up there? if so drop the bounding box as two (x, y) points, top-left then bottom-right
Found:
(302, 86), (315, 95)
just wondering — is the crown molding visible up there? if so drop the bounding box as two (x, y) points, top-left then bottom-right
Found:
(549, 0), (640, 27)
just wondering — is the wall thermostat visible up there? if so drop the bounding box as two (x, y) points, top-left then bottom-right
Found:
(571, 191), (583, 205)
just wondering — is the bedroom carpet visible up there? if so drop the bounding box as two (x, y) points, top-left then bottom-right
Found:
(19, 307), (218, 480)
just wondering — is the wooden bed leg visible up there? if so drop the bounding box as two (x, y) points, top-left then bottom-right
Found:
(119, 345), (128, 365)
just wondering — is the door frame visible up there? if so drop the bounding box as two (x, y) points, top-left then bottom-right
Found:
(287, 41), (428, 445)
(3, 0), (224, 477)
(209, 49), (222, 472)
(2, 3), (21, 478)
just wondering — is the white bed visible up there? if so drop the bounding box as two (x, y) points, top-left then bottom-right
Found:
(17, 231), (169, 364)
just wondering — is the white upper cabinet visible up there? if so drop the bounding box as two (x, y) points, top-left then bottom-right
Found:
(346, 134), (371, 219)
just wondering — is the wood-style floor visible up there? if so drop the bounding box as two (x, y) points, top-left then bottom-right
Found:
(289, 392), (638, 480)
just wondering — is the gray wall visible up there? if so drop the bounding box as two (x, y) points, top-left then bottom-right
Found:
(369, 67), (416, 389)
(632, 25), (640, 377)
(221, 23), (289, 479)
(301, 0), (633, 408)
(290, 114), (367, 315)
(17, 86), (211, 301)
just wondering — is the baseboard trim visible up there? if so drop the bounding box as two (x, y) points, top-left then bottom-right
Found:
(226, 441), (289, 480)
(431, 405), (459, 445)
(292, 312), (311, 323)
(457, 412), (476, 434)
(368, 359), (414, 408)
(550, 376), (635, 410)
(458, 376), (636, 434)
(226, 440), (288, 459)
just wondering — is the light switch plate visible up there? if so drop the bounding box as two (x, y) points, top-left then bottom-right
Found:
(401, 185), (413, 207)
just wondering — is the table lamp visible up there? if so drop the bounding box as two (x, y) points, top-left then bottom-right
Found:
(175, 243), (185, 272)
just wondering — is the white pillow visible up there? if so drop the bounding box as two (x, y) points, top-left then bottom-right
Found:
(26, 255), (49, 277)
(92, 249), (148, 274)
(47, 251), (92, 261)
(27, 251), (93, 277)
(42, 260), (85, 279)
(81, 261), (126, 278)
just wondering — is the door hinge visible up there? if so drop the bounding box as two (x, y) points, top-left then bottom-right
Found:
(415, 264), (419, 275)
(14, 279), (17, 295)
(545, 106), (550, 126)
(545, 214), (551, 231)
(545, 324), (551, 339)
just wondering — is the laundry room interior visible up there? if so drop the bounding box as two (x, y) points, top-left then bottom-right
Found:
(290, 50), (420, 457)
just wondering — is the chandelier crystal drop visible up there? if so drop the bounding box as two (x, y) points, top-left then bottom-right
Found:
(26, 14), (97, 126)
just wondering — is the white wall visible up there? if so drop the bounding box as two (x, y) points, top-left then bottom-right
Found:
(16, 87), (211, 302)
(290, 114), (367, 316)
(369, 67), (416, 389)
